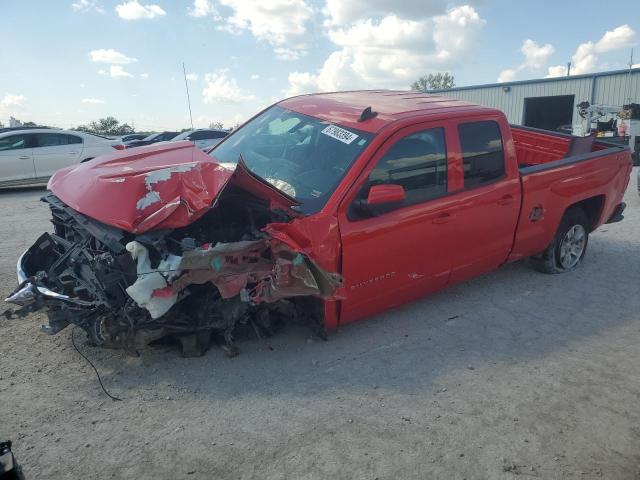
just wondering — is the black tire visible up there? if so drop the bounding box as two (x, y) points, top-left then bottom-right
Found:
(530, 208), (590, 274)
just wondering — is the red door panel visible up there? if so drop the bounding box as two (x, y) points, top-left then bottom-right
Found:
(336, 120), (463, 324)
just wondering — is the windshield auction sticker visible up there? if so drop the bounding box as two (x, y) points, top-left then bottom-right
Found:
(321, 125), (359, 144)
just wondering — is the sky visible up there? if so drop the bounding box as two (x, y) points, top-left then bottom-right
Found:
(1, 0), (638, 131)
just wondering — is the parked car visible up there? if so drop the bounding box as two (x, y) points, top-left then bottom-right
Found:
(6, 91), (632, 357)
(125, 131), (178, 148)
(119, 133), (147, 143)
(171, 128), (228, 151)
(0, 129), (124, 187)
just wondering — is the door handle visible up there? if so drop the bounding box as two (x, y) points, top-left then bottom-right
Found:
(432, 212), (455, 224)
(18, 155), (30, 160)
(497, 194), (515, 206)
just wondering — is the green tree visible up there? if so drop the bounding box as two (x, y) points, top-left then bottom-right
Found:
(75, 116), (134, 136)
(209, 121), (225, 130)
(411, 72), (455, 92)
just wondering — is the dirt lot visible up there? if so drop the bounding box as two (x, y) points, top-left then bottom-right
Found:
(1, 172), (639, 480)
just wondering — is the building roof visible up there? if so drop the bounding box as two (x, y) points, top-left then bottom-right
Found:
(278, 90), (492, 133)
(429, 67), (640, 93)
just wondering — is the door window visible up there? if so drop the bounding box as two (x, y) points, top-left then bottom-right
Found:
(35, 133), (82, 147)
(458, 121), (505, 188)
(0, 134), (29, 151)
(353, 128), (448, 216)
(190, 130), (215, 140)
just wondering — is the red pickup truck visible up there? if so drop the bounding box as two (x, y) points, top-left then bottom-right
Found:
(6, 91), (632, 356)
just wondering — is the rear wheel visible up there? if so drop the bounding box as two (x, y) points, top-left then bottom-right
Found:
(530, 208), (589, 274)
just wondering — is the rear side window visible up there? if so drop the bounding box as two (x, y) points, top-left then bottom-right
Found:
(458, 121), (505, 188)
(366, 128), (447, 206)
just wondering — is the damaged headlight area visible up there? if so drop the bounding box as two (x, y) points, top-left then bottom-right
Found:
(5, 192), (342, 357)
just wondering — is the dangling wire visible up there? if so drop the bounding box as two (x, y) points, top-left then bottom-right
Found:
(71, 327), (122, 402)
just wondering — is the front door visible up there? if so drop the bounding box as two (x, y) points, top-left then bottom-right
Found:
(337, 123), (459, 323)
(0, 133), (36, 185)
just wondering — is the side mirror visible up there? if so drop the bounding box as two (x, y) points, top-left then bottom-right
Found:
(185, 136), (192, 141)
(367, 184), (406, 205)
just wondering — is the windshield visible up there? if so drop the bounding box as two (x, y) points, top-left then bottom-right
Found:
(143, 133), (160, 141)
(210, 106), (373, 214)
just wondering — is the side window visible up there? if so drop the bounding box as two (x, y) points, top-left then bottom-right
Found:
(458, 121), (505, 188)
(0, 135), (27, 151)
(190, 131), (210, 140)
(213, 131), (228, 139)
(368, 128), (448, 205)
(64, 134), (82, 145)
(35, 133), (69, 147)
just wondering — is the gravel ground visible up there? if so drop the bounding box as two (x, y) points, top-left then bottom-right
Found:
(1, 172), (639, 480)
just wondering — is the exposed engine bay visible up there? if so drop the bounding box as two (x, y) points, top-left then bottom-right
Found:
(6, 183), (342, 357)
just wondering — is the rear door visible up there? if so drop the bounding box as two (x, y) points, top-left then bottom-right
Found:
(445, 118), (521, 284)
(33, 133), (83, 179)
(0, 133), (36, 184)
(337, 121), (460, 323)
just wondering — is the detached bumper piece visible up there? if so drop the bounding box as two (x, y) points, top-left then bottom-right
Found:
(605, 202), (626, 224)
(5, 193), (343, 357)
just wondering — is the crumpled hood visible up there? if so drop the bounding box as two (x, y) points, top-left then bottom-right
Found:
(48, 141), (299, 234)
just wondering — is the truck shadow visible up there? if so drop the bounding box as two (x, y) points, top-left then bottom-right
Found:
(79, 231), (639, 402)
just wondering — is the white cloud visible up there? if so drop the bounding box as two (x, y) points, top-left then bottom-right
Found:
(1, 94), (26, 108)
(185, 73), (198, 81)
(498, 39), (554, 82)
(322, 0), (447, 26)
(214, 0), (313, 59)
(250, 74), (260, 80)
(116, 1), (166, 20)
(595, 24), (636, 52)
(81, 98), (105, 104)
(110, 65), (134, 78)
(140, 73), (150, 79)
(98, 69), (107, 75)
(202, 72), (254, 103)
(287, 6), (485, 95)
(188, 0), (217, 17)
(72, 0), (104, 13)
(633, 63), (640, 69)
(89, 48), (137, 64)
(548, 24), (636, 77)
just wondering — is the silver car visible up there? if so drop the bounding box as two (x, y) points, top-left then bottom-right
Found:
(0, 129), (124, 187)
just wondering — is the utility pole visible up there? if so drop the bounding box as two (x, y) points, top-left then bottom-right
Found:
(567, 61), (571, 76)
(182, 62), (194, 130)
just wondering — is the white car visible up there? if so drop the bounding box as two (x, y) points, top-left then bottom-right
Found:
(0, 129), (124, 186)
(171, 128), (228, 151)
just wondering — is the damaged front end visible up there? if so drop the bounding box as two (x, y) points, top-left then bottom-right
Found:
(6, 153), (343, 357)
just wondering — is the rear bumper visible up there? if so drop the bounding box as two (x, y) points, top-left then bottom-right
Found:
(605, 202), (626, 224)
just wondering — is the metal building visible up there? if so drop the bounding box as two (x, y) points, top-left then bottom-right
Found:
(430, 68), (640, 135)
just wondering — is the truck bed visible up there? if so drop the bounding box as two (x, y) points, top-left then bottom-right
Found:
(511, 125), (615, 167)
(508, 125), (632, 262)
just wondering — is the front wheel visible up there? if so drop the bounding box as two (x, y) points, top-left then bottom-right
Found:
(530, 208), (589, 274)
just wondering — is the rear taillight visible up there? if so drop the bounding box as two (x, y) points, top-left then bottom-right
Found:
(113, 144), (125, 150)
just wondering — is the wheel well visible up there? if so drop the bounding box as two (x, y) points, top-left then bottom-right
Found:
(566, 195), (605, 231)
